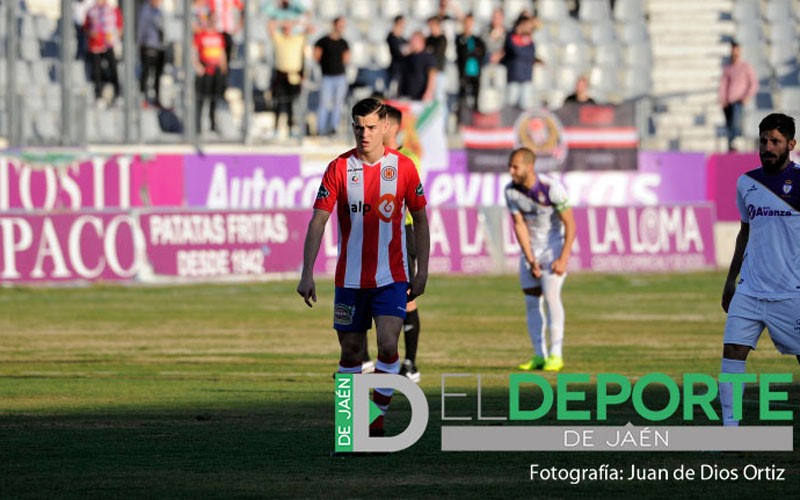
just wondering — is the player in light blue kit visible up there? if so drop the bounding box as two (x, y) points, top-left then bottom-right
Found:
(505, 147), (576, 372)
(719, 113), (800, 426)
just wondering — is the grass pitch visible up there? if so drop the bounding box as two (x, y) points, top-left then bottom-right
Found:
(0, 272), (798, 499)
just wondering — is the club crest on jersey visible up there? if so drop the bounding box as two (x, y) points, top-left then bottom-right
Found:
(783, 180), (792, 194)
(334, 304), (355, 325)
(376, 194), (396, 222)
(381, 166), (397, 181)
(316, 185), (330, 199)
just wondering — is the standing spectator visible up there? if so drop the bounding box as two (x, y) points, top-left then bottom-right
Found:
(137, 0), (165, 107)
(193, 13), (228, 134)
(261, 0), (307, 21)
(83, 0), (122, 103)
(399, 31), (437, 102)
(455, 13), (485, 123)
(719, 41), (759, 152)
(208, 0), (243, 67)
(314, 17), (350, 136)
(563, 75), (596, 105)
(503, 14), (540, 110)
(425, 16), (448, 103)
(192, 0), (211, 33)
(386, 15), (408, 97)
(268, 19), (309, 138)
(72, 0), (93, 62)
(485, 7), (506, 64)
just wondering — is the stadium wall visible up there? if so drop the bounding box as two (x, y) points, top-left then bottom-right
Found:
(0, 150), (767, 284)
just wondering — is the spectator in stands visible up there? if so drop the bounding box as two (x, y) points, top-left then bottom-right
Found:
(137, 0), (165, 108)
(208, 0), (243, 68)
(455, 13), (486, 123)
(564, 75), (596, 105)
(425, 16), (448, 103)
(193, 12), (228, 134)
(192, 0), (211, 32)
(268, 18), (309, 139)
(261, 0), (307, 21)
(399, 31), (437, 102)
(314, 17), (350, 136)
(83, 0), (122, 104)
(719, 41), (759, 152)
(386, 15), (408, 97)
(485, 7), (506, 64)
(502, 14), (541, 110)
(72, 0), (92, 62)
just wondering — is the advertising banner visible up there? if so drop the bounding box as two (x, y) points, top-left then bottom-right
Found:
(706, 152), (760, 222)
(0, 212), (140, 282)
(139, 210), (308, 278)
(0, 154), (184, 211)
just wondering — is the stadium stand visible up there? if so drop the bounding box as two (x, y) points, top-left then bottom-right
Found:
(1, 0), (799, 149)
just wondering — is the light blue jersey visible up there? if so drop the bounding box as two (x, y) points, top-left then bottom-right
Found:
(735, 162), (800, 299)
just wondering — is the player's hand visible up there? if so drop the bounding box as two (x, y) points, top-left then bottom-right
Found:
(551, 257), (568, 276)
(297, 276), (317, 307)
(721, 282), (736, 313)
(529, 260), (542, 279)
(408, 272), (428, 302)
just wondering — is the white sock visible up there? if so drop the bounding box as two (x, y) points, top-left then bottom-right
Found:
(542, 274), (565, 358)
(525, 294), (547, 358)
(719, 358), (746, 426)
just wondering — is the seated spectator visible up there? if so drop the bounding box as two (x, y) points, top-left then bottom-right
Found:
(564, 75), (596, 105)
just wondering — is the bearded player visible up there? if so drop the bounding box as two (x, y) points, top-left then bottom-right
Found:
(505, 147), (576, 372)
(719, 113), (800, 426)
(297, 98), (430, 437)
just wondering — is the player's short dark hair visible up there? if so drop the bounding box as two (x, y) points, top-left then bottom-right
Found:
(510, 147), (536, 165)
(384, 104), (402, 125)
(759, 113), (796, 141)
(393, 15), (404, 24)
(352, 98), (387, 121)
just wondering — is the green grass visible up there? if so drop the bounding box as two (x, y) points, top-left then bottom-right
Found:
(0, 272), (798, 499)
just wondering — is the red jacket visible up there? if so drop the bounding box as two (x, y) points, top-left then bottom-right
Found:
(84, 4), (122, 54)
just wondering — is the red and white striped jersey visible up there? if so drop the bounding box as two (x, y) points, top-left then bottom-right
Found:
(314, 148), (427, 288)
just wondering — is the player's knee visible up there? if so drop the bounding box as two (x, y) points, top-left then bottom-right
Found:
(376, 337), (399, 359)
(723, 343), (751, 360)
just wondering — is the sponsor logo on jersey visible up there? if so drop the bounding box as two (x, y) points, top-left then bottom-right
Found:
(415, 183), (425, 196)
(747, 204), (793, 219)
(376, 193), (396, 222)
(747, 184), (758, 193)
(381, 166), (397, 181)
(334, 304), (355, 325)
(350, 173), (360, 184)
(317, 185), (330, 199)
(350, 201), (371, 213)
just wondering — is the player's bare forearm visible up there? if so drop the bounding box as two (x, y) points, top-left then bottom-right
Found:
(409, 209), (430, 300)
(721, 222), (749, 312)
(297, 209), (329, 307)
(553, 208), (576, 274)
(512, 215), (535, 265)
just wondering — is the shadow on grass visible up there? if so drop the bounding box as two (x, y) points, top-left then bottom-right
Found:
(1, 383), (798, 499)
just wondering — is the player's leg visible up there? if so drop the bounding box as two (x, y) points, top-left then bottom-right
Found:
(518, 257), (546, 370)
(541, 272), (566, 372)
(370, 283), (408, 436)
(762, 297), (800, 364)
(337, 330), (366, 375)
(401, 224), (421, 381)
(719, 293), (764, 426)
(333, 287), (371, 374)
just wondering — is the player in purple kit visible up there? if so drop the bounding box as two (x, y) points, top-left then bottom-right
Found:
(505, 147), (576, 372)
(718, 113), (800, 426)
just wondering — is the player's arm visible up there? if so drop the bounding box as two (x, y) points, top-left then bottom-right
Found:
(408, 208), (430, 301)
(552, 207), (576, 276)
(297, 208), (331, 307)
(511, 212), (541, 278)
(422, 67), (437, 102)
(721, 221), (749, 313)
